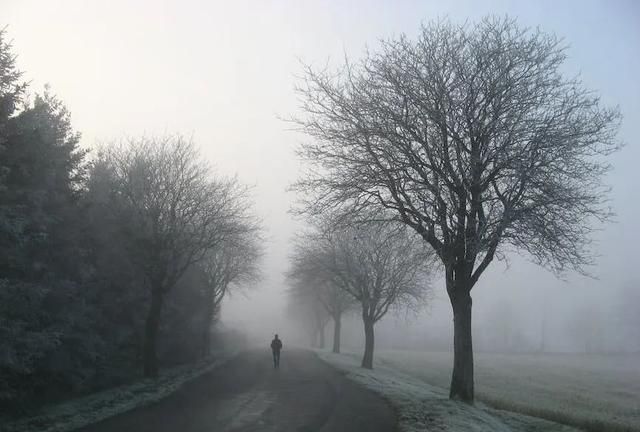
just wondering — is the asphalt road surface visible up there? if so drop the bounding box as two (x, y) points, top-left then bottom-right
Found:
(77, 349), (396, 432)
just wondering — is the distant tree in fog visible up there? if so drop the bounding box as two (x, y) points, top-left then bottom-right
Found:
(480, 300), (529, 353)
(286, 284), (331, 349)
(567, 305), (605, 353)
(199, 215), (263, 357)
(292, 17), (621, 401)
(292, 218), (434, 369)
(287, 236), (355, 353)
(97, 136), (248, 377)
(618, 285), (640, 352)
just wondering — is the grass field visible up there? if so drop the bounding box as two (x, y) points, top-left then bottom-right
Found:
(375, 350), (640, 432)
(319, 351), (581, 432)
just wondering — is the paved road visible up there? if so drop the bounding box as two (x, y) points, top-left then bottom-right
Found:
(77, 349), (396, 432)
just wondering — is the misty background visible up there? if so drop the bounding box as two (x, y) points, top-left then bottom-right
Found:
(3, 0), (639, 354)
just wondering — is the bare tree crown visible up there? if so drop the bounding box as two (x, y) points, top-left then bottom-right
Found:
(291, 219), (433, 322)
(98, 135), (247, 291)
(288, 232), (355, 319)
(293, 17), (621, 285)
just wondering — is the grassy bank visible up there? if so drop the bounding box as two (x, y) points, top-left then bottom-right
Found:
(376, 350), (640, 432)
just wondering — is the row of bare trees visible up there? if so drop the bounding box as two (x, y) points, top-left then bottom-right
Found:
(94, 136), (262, 377)
(287, 217), (434, 368)
(290, 16), (621, 402)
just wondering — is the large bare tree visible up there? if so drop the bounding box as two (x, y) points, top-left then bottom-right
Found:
(292, 17), (621, 401)
(99, 135), (245, 377)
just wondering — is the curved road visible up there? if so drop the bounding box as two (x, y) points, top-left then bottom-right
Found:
(77, 349), (396, 432)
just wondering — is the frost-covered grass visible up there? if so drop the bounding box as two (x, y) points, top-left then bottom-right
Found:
(2, 352), (236, 432)
(318, 351), (579, 432)
(375, 350), (640, 432)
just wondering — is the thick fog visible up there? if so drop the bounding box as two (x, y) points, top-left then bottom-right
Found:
(4, 0), (639, 353)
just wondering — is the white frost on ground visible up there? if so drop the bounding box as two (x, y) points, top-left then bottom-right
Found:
(317, 351), (580, 432)
(3, 352), (236, 432)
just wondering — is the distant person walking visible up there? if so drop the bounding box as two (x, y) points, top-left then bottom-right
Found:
(270, 334), (283, 368)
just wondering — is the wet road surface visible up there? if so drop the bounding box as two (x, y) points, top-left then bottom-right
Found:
(76, 349), (396, 432)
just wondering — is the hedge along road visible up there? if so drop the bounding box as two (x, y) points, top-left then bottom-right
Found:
(76, 349), (397, 432)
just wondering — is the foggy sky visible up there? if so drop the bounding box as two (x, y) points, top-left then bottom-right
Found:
(3, 0), (639, 349)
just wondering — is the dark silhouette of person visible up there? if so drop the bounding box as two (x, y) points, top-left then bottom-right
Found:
(270, 334), (283, 368)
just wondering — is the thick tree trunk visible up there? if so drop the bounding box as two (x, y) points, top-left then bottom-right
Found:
(449, 289), (474, 402)
(143, 289), (163, 378)
(361, 317), (375, 369)
(332, 314), (342, 353)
